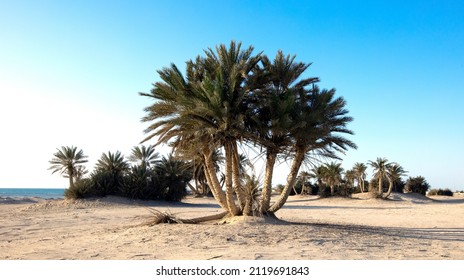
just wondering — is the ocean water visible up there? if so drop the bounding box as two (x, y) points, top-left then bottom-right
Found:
(0, 188), (65, 199)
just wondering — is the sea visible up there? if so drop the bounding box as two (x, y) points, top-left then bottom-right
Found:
(0, 188), (65, 199)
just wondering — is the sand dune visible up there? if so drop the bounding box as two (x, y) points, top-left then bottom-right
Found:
(1, 194), (463, 260)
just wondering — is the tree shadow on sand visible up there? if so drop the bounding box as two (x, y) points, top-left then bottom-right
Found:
(293, 222), (464, 242)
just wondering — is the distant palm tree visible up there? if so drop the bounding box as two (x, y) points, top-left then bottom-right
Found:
(369, 157), (390, 196)
(153, 154), (193, 201)
(128, 145), (159, 169)
(297, 171), (311, 195)
(74, 165), (88, 181)
(323, 162), (344, 196)
(353, 162), (367, 193)
(96, 151), (129, 174)
(384, 164), (407, 198)
(175, 142), (224, 196)
(310, 165), (326, 190)
(93, 151), (129, 195)
(344, 169), (356, 189)
(49, 146), (88, 189)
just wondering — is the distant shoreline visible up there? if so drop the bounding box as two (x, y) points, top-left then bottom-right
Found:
(0, 188), (65, 200)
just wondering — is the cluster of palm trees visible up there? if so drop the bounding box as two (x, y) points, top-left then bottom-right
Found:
(294, 157), (409, 198)
(140, 41), (356, 217)
(49, 145), (192, 201)
(49, 42), (435, 219)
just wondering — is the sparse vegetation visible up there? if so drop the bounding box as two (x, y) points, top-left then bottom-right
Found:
(428, 188), (453, 196)
(64, 178), (93, 199)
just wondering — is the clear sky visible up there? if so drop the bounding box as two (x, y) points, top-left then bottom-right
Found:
(1, 0), (463, 190)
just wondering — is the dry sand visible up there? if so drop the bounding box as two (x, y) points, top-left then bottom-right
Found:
(1, 193), (463, 260)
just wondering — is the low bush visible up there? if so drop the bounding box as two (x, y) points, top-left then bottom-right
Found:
(64, 179), (94, 199)
(428, 188), (453, 196)
(318, 185), (331, 198)
(335, 185), (356, 197)
(404, 176), (430, 195)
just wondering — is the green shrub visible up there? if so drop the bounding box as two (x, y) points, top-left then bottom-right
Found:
(65, 178), (93, 199)
(335, 184), (356, 197)
(152, 155), (192, 202)
(404, 176), (430, 195)
(318, 185), (331, 198)
(309, 185), (320, 195)
(120, 165), (155, 199)
(89, 170), (122, 197)
(368, 178), (389, 194)
(439, 189), (453, 196)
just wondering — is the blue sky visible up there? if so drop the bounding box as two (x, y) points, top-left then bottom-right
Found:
(1, 0), (463, 190)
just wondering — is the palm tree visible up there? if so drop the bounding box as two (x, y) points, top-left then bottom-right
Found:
(323, 162), (344, 196)
(310, 165), (326, 190)
(128, 145), (159, 169)
(153, 154), (193, 202)
(141, 41), (260, 216)
(297, 171), (311, 195)
(74, 165), (88, 182)
(344, 169), (356, 189)
(368, 157), (390, 196)
(95, 151), (129, 195)
(384, 164), (407, 198)
(243, 172), (261, 216)
(96, 151), (129, 174)
(269, 86), (357, 212)
(140, 41), (356, 218)
(353, 162), (367, 193)
(49, 146), (88, 189)
(249, 51), (319, 212)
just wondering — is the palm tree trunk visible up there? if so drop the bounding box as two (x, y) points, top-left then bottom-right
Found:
(69, 176), (74, 189)
(378, 176), (383, 196)
(259, 151), (277, 213)
(230, 142), (246, 210)
(299, 174), (307, 195)
(224, 144), (240, 216)
(242, 186), (252, 216)
(384, 179), (393, 198)
(268, 149), (305, 213)
(203, 151), (228, 211)
(187, 182), (199, 196)
(330, 184), (335, 196)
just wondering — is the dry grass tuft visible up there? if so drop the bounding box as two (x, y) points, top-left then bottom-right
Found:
(143, 208), (196, 225)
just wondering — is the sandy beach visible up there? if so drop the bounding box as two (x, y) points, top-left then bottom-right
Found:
(1, 193), (463, 260)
